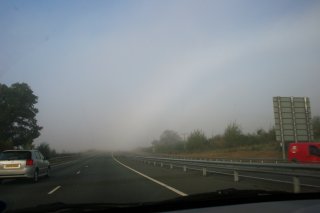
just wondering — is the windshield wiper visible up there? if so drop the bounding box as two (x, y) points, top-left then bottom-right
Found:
(7, 189), (320, 213)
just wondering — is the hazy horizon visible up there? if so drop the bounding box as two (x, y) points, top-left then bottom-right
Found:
(1, 0), (320, 152)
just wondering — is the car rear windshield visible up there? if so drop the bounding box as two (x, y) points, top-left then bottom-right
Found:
(0, 151), (32, 160)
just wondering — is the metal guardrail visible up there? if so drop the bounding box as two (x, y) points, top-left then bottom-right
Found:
(49, 153), (99, 168)
(150, 154), (287, 164)
(49, 155), (79, 166)
(128, 155), (320, 193)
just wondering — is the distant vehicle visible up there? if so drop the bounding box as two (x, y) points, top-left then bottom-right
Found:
(0, 150), (50, 183)
(288, 143), (320, 163)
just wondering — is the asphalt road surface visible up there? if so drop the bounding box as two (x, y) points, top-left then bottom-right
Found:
(0, 152), (316, 211)
(0, 153), (178, 211)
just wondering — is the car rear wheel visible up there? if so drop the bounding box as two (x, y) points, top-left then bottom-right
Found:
(46, 167), (50, 178)
(33, 170), (39, 183)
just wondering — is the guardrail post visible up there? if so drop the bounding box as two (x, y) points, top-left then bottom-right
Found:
(154, 162), (156, 166)
(203, 168), (207, 176)
(160, 163), (163, 167)
(170, 164), (173, 169)
(234, 171), (239, 182)
(293, 177), (301, 193)
(183, 166), (187, 172)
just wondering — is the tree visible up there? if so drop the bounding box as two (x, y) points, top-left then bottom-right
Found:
(0, 83), (42, 148)
(208, 134), (224, 149)
(186, 130), (207, 151)
(152, 130), (183, 153)
(253, 128), (275, 143)
(36, 142), (56, 159)
(313, 116), (320, 140)
(159, 130), (182, 145)
(223, 122), (243, 147)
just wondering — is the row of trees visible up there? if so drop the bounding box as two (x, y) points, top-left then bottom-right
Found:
(151, 125), (275, 153)
(151, 117), (320, 153)
(0, 82), (42, 150)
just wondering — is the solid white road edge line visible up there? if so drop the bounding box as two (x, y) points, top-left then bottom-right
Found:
(48, 186), (61, 195)
(112, 154), (188, 197)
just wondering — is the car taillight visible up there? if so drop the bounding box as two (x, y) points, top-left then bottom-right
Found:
(26, 159), (33, 166)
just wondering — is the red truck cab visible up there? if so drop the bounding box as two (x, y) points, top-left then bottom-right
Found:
(288, 142), (320, 163)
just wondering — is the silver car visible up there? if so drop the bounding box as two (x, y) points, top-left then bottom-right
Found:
(0, 150), (50, 183)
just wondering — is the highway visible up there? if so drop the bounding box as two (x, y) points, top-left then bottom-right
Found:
(0, 152), (318, 211)
(0, 153), (178, 211)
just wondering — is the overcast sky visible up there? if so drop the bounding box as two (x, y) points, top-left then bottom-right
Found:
(1, 0), (320, 152)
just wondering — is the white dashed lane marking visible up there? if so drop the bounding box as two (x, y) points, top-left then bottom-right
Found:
(48, 186), (61, 195)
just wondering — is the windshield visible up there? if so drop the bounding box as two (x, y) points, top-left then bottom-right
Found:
(1, 0), (320, 211)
